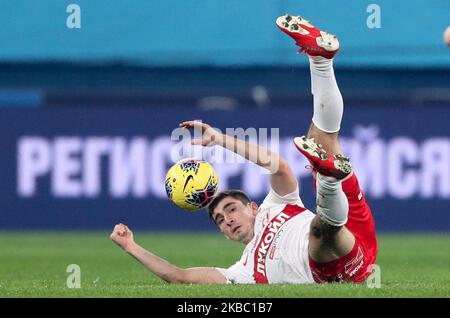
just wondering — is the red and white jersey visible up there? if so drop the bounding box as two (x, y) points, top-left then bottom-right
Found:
(216, 186), (316, 284)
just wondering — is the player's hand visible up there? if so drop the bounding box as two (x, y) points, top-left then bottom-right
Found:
(110, 223), (135, 251)
(179, 120), (224, 147)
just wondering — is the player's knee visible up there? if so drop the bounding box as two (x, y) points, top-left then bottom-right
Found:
(310, 217), (343, 241)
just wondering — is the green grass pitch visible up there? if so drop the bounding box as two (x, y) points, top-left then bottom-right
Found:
(0, 232), (449, 297)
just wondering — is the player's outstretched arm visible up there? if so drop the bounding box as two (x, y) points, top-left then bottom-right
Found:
(180, 120), (297, 196)
(110, 224), (227, 284)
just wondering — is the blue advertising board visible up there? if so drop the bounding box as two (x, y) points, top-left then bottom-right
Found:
(0, 104), (449, 231)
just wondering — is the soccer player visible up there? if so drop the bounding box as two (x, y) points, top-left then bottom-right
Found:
(111, 14), (378, 284)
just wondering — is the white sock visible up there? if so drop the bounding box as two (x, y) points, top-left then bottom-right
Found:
(315, 173), (348, 227)
(309, 56), (344, 133)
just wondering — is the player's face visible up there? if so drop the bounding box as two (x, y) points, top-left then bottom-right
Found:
(212, 197), (258, 244)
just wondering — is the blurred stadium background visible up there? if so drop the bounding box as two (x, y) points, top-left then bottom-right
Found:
(0, 0), (449, 297)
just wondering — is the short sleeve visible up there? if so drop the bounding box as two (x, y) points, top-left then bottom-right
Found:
(215, 254), (254, 284)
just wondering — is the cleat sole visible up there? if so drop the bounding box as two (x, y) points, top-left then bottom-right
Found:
(294, 136), (352, 179)
(316, 31), (339, 52)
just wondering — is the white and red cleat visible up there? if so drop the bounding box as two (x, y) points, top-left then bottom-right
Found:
(293, 136), (352, 179)
(276, 14), (339, 59)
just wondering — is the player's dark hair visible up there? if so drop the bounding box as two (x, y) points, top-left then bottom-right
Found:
(207, 190), (251, 222)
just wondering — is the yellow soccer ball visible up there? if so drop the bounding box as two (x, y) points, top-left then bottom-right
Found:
(165, 158), (219, 211)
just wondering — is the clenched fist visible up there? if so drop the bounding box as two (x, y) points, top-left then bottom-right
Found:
(110, 223), (134, 251)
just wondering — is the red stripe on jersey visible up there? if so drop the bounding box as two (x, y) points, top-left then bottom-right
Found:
(253, 204), (306, 284)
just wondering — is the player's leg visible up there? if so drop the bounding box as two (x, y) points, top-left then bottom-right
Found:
(300, 56), (378, 278)
(308, 177), (355, 262)
(276, 14), (344, 155)
(278, 15), (377, 282)
(294, 136), (355, 262)
(302, 52), (355, 262)
(306, 53), (344, 155)
(295, 137), (376, 282)
(277, 14), (355, 262)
